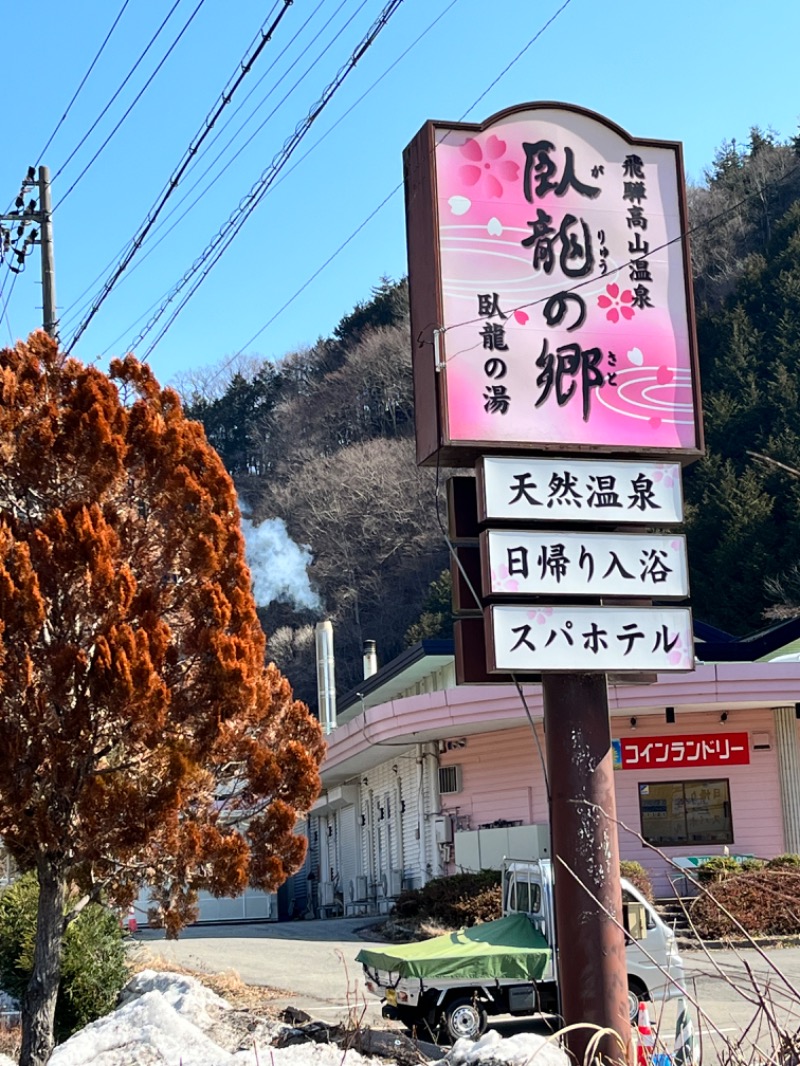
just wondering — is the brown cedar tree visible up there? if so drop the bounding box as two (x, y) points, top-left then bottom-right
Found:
(0, 334), (325, 1066)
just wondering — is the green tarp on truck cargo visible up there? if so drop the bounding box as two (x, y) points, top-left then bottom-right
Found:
(356, 912), (551, 981)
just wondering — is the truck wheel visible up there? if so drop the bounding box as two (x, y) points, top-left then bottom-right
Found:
(444, 997), (488, 1042)
(627, 980), (646, 1022)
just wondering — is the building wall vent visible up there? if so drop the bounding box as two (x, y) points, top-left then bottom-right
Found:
(751, 731), (771, 751)
(439, 764), (463, 795)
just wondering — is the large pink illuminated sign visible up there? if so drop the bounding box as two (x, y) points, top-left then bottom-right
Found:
(404, 103), (703, 466)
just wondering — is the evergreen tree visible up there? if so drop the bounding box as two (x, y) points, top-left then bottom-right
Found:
(0, 336), (323, 1065)
(185, 364), (282, 479)
(404, 570), (455, 645)
(685, 191), (800, 631)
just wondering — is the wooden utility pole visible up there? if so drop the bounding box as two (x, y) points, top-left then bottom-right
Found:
(543, 672), (631, 1065)
(37, 167), (57, 338)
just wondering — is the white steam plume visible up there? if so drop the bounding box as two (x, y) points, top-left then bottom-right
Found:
(238, 500), (320, 612)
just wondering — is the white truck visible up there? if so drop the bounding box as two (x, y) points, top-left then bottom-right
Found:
(356, 858), (685, 1043)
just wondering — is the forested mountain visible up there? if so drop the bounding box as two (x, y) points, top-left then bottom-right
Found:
(181, 130), (800, 707)
(684, 131), (800, 633)
(181, 279), (448, 705)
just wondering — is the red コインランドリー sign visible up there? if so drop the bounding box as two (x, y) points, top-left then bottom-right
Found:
(618, 732), (749, 770)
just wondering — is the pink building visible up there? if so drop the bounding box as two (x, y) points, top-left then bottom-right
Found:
(309, 622), (800, 906)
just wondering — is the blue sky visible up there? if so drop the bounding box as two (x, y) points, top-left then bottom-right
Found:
(2, 0), (799, 389)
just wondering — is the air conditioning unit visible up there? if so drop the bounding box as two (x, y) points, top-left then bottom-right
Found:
(434, 814), (453, 844)
(388, 869), (403, 896)
(354, 874), (368, 900)
(439, 764), (463, 795)
(318, 881), (335, 906)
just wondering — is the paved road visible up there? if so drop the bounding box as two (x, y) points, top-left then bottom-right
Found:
(135, 917), (392, 1026)
(135, 919), (800, 1055)
(680, 943), (800, 1059)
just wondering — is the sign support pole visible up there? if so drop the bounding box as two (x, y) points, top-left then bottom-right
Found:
(542, 672), (631, 1065)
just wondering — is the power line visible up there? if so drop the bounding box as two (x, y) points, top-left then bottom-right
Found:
(58, 0), (327, 333)
(54, 0), (211, 213)
(64, 0), (295, 350)
(66, 0), (562, 362)
(457, 0), (573, 122)
(122, 0), (336, 247)
(0, 4), (130, 229)
(226, 2), (798, 385)
(0, 271), (19, 344)
(435, 160), (800, 346)
(120, 0), (408, 362)
(51, 0), (186, 185)
(35, 0), (132, 167)
(228, 0), (574, 364)
(95, 0), (462, 367)
(53, 0), (236, 328)
(72, 0), (366, 348)
(154, 0), (370, 224)
(234, 187), (399, 359)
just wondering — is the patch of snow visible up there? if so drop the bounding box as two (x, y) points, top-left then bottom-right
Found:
(240, 1048), (386, 1066)
(48, 989), (237, 1066)
(46, 969), (571, 1066)
(445, 1029), (570, 1066)
(48, 970), (388, 1066)
(120, 968), (231, 1029)
(0, 1054), (15, 1066)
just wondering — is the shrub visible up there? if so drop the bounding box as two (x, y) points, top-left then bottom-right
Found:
(394, 870), (502, 927)
(740, 858), (766, 873)
(689, 869), (800, 938)
(394, 862), (655, 928)
(696, 856), (741, 884)
(620, 861), (654, 902)
(0, 873), (128, 1041)
(765, 853), (800, 870)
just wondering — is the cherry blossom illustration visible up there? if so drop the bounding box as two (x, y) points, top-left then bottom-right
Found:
(458, 135), (519, 199)
(526, 607), (554, 624)
(491, 564), (520, 594)
(652, 465), (678, 488)
(667, 632), (688, 667)
(597, 282), (634, 323)
(448, 195), (472, 215)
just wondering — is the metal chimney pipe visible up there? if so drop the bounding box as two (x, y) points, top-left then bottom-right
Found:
(315, 621), (337, 735)
(363, 639), (378, 679)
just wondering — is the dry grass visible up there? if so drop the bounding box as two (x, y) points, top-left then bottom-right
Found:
(363, 915), (455, 944)
(0, 1021), (20, 1063)
(128, 945), (294, 1016)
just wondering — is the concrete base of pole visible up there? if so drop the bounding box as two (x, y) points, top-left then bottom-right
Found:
(542, 672), (632, 1065)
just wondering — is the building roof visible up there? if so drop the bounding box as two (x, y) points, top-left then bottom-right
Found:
(320, 661), (800, 789)
(335, 617), (800, 719)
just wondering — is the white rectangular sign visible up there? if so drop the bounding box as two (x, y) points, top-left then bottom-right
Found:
(482, 530), (689, 599)
(477, 456), (684, 524)
(487, 604), (694, 673)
